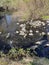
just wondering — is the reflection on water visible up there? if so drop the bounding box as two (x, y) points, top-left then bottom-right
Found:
(4, 14), (18, 32)
(5, 14), (12, 25)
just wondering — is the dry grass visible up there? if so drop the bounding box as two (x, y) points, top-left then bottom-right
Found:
(0, 0), (49, 20)
(0, 57), (22, 65)
(0, 57), (33, 65)
(0, 58), (8, 65)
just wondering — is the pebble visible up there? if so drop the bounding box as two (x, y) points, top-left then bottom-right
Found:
(20, 24), (24, 27)
(36, 30), (39, 33)
(19, 31), (25, 36)
(45, 44), (49, 46)
(29, 30), (33, 33)
(21, 27), (26, 32)
(47, 32), (49, 35)
(30, 45), (38, 50)
(20, 24), (26, 28)
(16, 22), (19, 25)
(16, 31), (19, 34)
(41, 22), (45, 26)
(10, 40), (13, 44)
(24, 34), (27, 38)
(44, 27), (46, 29)
(36, 40), (45, 44)
(36, 41), (41, 44)
(41, 32), (45, 35)
(46, 20), (49, 23)
(29, 33), (33, 36)
(32, 20), (42, 27)
(6, 33), (10, 39)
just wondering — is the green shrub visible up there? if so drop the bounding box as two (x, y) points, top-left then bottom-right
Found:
(42, 16), (49, 20)
(7, 48), (26, 60)
(7, 47), (18, 59)
(17, 48), (26, 58)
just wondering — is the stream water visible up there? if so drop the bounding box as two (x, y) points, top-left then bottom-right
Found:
(5, 14), (12, 25)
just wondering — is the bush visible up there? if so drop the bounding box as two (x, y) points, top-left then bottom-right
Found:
(18, 48), (26, 58)
(7, 48), (26, 60)
(7, 47), (18, 60)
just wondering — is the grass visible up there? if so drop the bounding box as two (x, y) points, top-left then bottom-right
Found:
(42, 16), (49, 20)
(0, 48), (49, 65)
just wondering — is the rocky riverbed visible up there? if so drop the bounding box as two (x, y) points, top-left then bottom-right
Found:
(0, 13), (49, 57)
(0, 18), (46, 45)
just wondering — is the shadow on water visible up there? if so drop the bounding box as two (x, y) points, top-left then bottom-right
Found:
(0, 38), (11, 54)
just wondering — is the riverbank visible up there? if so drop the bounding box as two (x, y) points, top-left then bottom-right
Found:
(0, 0), (49, 21)
(0, 54), (49, 65)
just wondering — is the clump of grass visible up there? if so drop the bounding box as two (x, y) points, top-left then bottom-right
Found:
(7, 48), (26, 60)
(7, 47), (18, 60)
(18, 48), (25, 55)
(0, 61), (8, 65)
(42, 16), (49, 20)
(0, 47), (33, 61)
